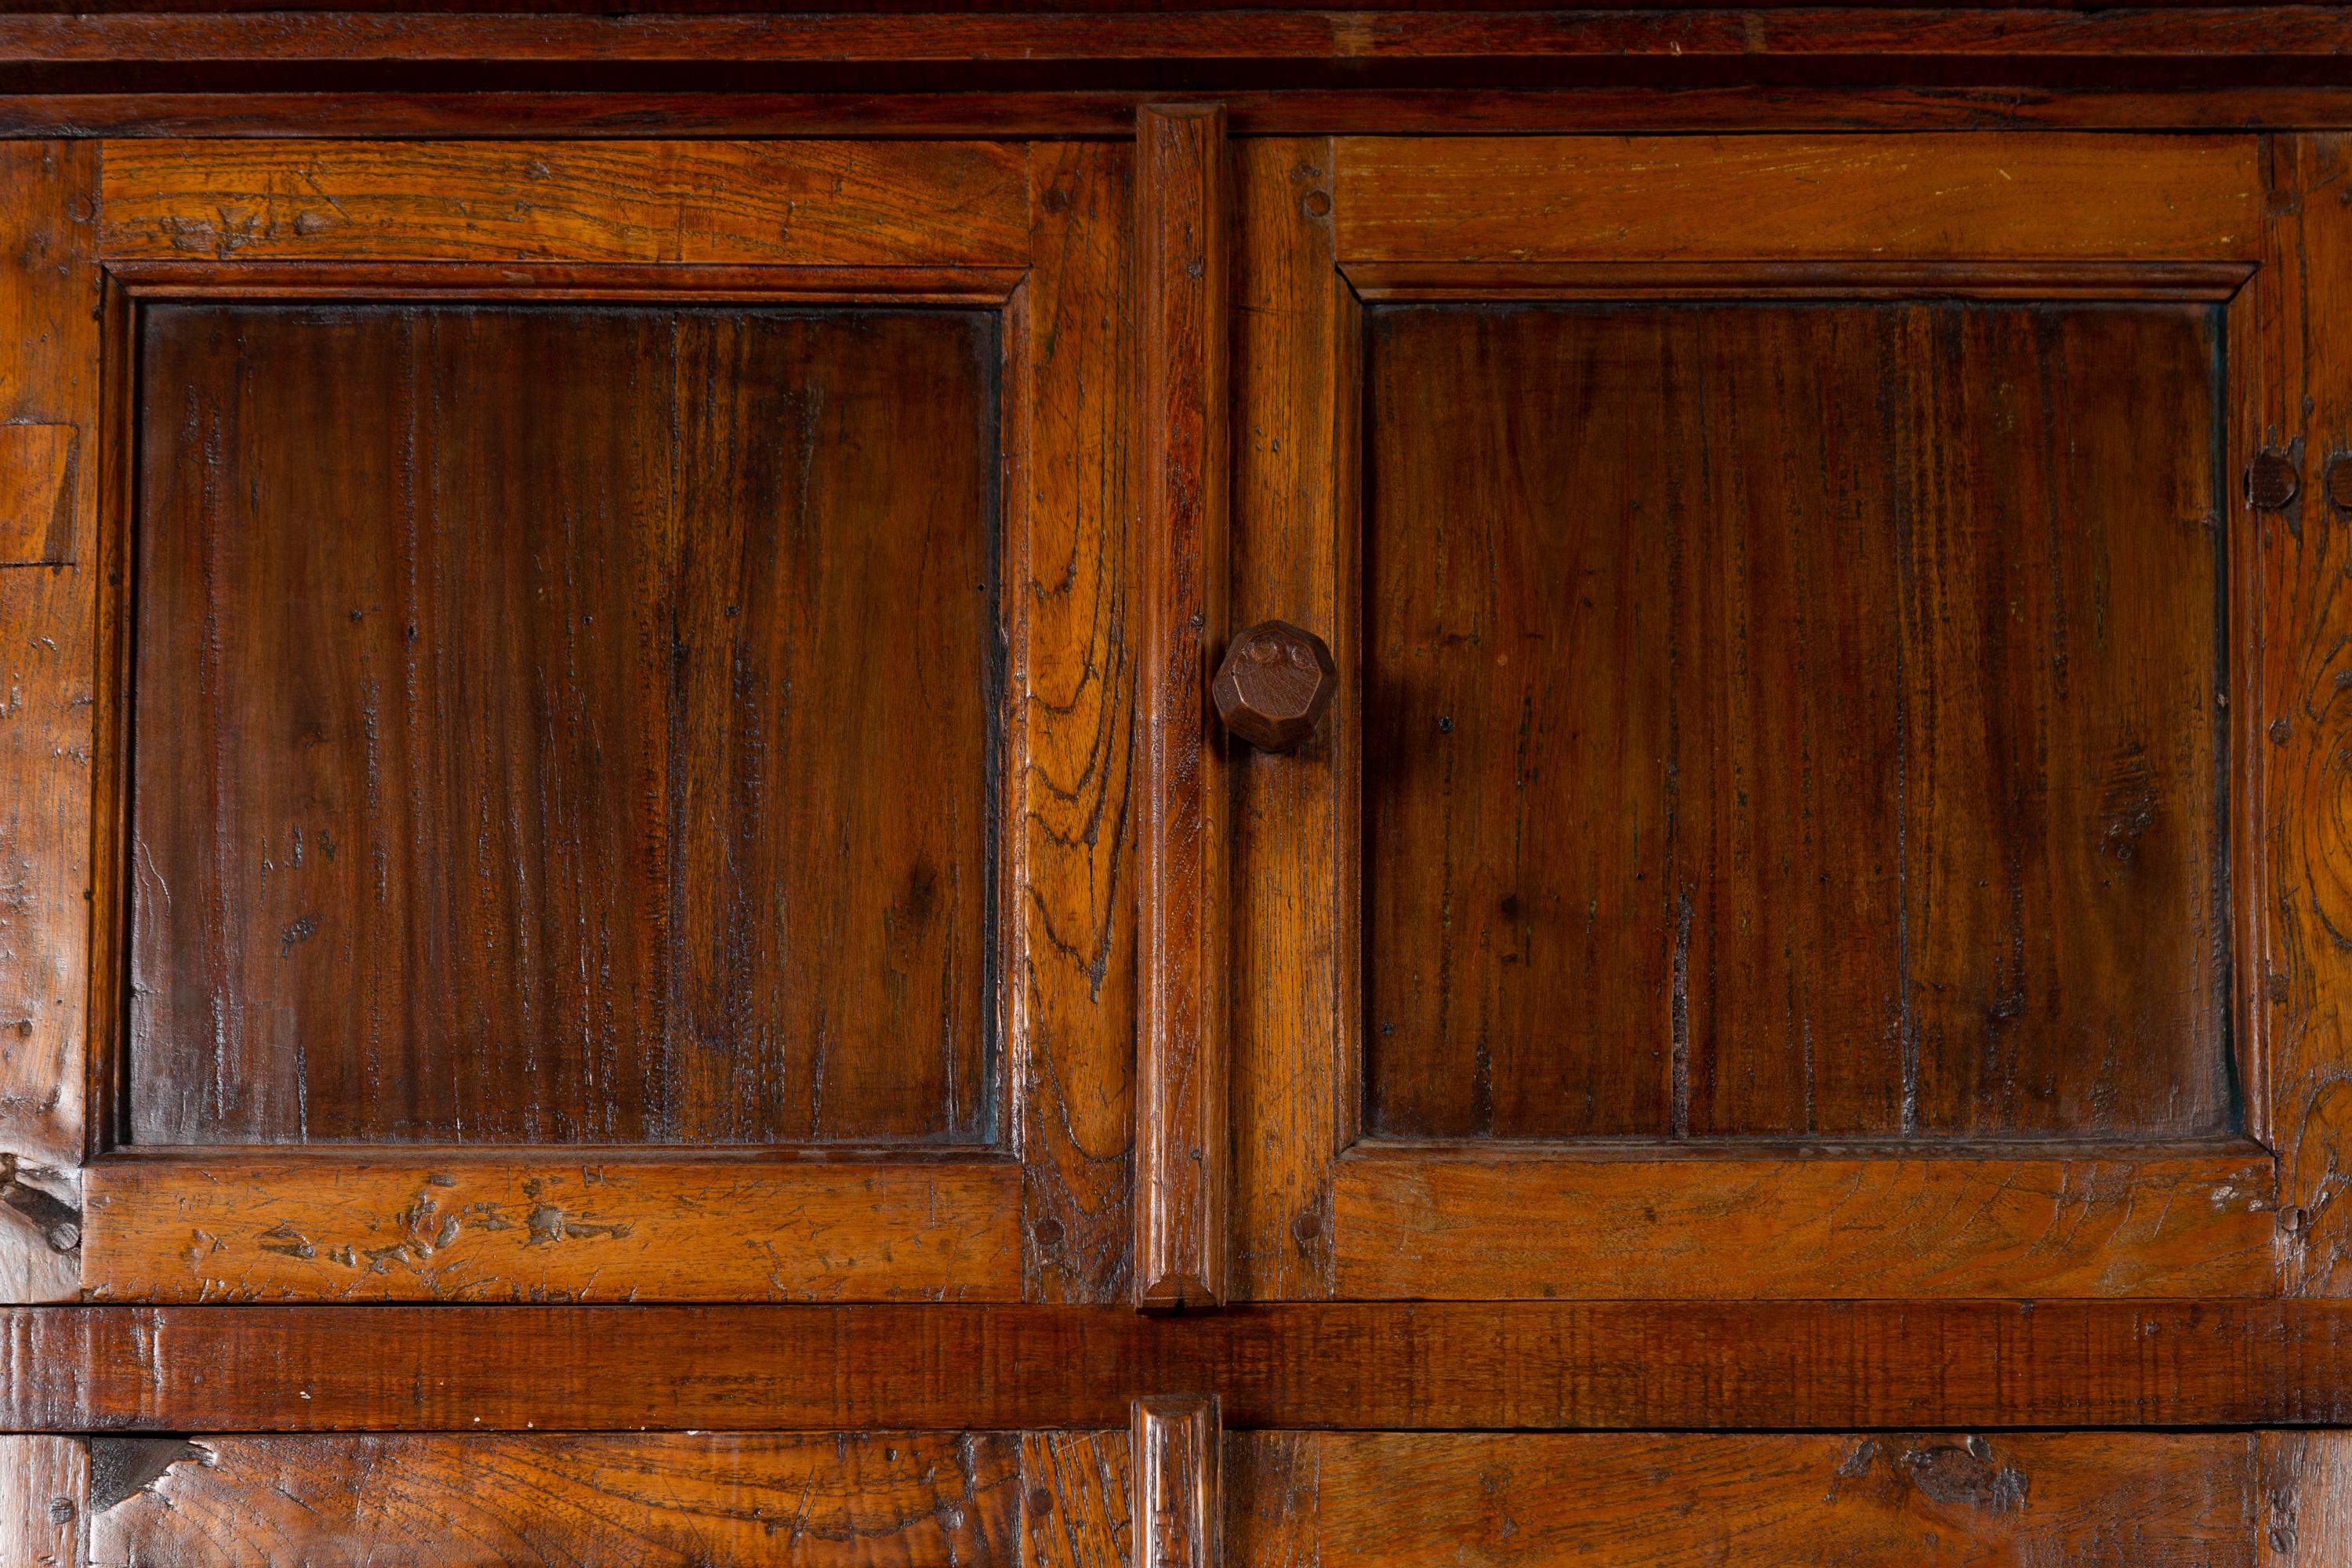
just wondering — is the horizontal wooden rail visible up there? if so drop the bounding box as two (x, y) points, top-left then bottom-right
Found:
(8, 1301), (2352, 1433)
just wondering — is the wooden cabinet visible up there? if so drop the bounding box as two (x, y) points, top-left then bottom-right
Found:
(4, 16), (2352, 1566)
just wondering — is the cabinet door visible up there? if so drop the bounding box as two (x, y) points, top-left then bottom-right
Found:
(1220, 132), (2336, 1303)
(0, 138), (1137, 1306)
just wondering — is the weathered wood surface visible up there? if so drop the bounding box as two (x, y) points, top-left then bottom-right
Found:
(1229, 137), (1353, 1301)
(1336, 135), (2261, 263)
(85, 1433), (1021, 1567)
(1274, 1432), (2259, 1568)
(130, 301), (999, 1149)
(0, 423), (76, 568)
(99, 140), (1030, 266)
(82, 1157), (1022, 1302)
(1015, 142), (1138, 1305)
(2252, 135), (2352, 1299)
(2261, 1432), (2352, 1568)
(10, 1301), (2352, 1433)
(1135, 103), (1230, 1310)
(1022, 1430), (1131, 1568)
(0, 142), (97, 1308)
(0, 1436), (84, 1568)
(1335, 1147), (2275, 1298)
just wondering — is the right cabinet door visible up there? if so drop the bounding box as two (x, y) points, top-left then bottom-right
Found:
(1226, 132), (2314, 1304)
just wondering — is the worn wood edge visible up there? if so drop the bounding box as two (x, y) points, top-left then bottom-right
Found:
(0, 141), (100, 1309)
(1338, 258), (2260, 301)
(79, 1156), (1025, 1302)
(1334, 1147), (2282, 1298)
(95, 137), (1033, 266)
(9, 1301), (2352, 1432)
(1135, 101), (1230, 1311)
(1333, 132), (2265, 263)
(1133, 1396), (1221, 1568)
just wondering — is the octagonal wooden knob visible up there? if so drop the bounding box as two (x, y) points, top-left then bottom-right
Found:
(1212, 620), (1336, 752)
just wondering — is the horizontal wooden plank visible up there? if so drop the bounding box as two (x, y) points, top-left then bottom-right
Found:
(1334, 1146), (2278, 1298)
(1336, 134), (2262, 262)
(98, 140), (1030, 266)
(7, 1301), (2352, 1433)
(87, 1433), (1021, 1568)
(82, 1157), (1022, 1303)
(13, 11), (2352, 65)
(13, 89), (2352, 143)
(1289, 1432), (2256, 1568)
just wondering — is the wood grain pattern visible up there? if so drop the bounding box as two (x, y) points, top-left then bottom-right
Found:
(1363, 300), (2230, 1142)
(32, 11), (2352, 73)
(31, 11), (2352, 67)
(2252, 135), (2352, 1299)
(81, 1156), (1022, 1303)
(0, 143), (98, 1195)
(1133, 1396), (1220, 1568)
(1229, 138), (1353, 1302)
(130, 301), (999, 1148)
(13, 1300), (2352, 1433)
(99, 140), (1029, 267)
(0, 1436), (83, 1568)
(1336, 135), (2261, 263)
(1021, 1430), (1131, 1568)
(1014, 143), (1138, 1305)
(1303, 1432), (2258, 1568)
(2261, 1432), (2352, 1568)
(87, 1433), (1022, 1567)
(1223, 1432), (1317, 1568)
(1334, 1145), (2276, 1298)
(19, 88), (2352, 143)
(0, 423), (76, 567)
(1135, 103), (1230, 1310)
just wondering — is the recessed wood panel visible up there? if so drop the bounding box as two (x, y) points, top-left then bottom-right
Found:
(1364, 300), (2228, 1141)
(130, 302), (1000, 1146)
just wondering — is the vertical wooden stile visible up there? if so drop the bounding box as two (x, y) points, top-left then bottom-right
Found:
(1135, 103), (1232, 1309)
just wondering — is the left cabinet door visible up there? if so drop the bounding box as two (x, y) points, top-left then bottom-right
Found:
(0, 138), (1138, 1307)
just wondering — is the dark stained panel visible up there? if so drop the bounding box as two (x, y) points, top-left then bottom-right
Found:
(130, 303), (1000, 1146)
(1363, 301), (2227, 1141)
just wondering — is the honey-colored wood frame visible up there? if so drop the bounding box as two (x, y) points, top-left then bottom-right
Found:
(1225, 131), (2341, 1301)
(0, 136), (1141, 1305)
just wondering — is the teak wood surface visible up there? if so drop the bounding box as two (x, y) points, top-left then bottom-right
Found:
(3, 21), (2352, 1568)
